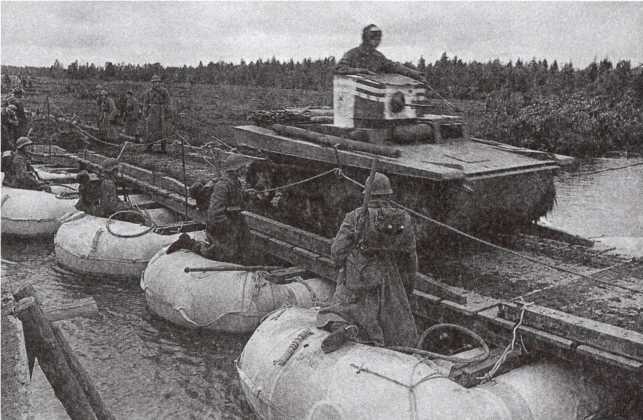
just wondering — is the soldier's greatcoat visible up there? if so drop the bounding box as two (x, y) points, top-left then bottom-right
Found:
(142, 87), (170, 144)
(192, 172), (244, 263)
(3, 150), (46, 190)
(317, 199), (419, 348)
(98, 97), (118, 141)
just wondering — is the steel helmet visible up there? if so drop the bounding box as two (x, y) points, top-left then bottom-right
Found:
(7, 104), (17, 112)
(223, 154), (249, 171)
(102, 158), (120, 172)
(15, 136), (33, 150)
(100, 89), (108, 96)
(151, 74), (161, 82)
(76, 170), (90, 180)
(189, 181), (204, 197)
(366, 172), (393, 196)
(12, 87), (24, 95)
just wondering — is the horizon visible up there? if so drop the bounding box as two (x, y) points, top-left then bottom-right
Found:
(2, 2), (642, 69)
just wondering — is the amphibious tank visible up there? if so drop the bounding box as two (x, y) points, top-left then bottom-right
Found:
(234, 74), (570, 240)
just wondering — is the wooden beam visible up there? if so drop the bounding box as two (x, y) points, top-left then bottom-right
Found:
(51, 324), (115, 420)
(234, 125), (464, 181)
(500, 303), (643, 361)
(242, 211), (332, 256)
(15, 297), (99, 420)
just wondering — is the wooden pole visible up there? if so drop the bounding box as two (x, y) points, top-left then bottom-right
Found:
(271, 124), (401, 158)
(184, 265), (282, 273)
(177, 133), (189, 218)
(51, 324), (115, 420)
(15, 297), (98, 420)
(47, 96), (51, 155)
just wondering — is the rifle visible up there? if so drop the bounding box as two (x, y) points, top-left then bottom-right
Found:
(354, 159), (378, 246)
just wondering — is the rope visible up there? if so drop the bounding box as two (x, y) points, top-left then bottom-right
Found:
(573, 161), (643, 176)
(390, 323), (490, 364)
(387, 199), (643, 295)
(272, 328), (314, 366)
(349, 362), (446, 420)
(477, 300), (533, 383)
(105, 209), (155, 238)
(246, 168), (340, 194)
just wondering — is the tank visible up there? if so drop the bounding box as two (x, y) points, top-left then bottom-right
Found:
(234, 74), (569, 239)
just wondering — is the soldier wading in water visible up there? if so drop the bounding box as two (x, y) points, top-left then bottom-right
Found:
(317, 172), (419, 353)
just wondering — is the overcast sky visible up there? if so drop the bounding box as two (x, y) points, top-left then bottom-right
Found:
(1, 1), (641, 69)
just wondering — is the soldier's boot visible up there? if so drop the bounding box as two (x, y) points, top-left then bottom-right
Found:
(166, 233), (196, 254)
(321, 324), (358, 354)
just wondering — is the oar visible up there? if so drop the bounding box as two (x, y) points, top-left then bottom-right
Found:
(184, 265), (282, 273)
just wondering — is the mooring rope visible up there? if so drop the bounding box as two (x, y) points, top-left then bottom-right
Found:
(105, 209), (155, 238)
(477, 299), (533, 383)
(573, 161), (643, 176)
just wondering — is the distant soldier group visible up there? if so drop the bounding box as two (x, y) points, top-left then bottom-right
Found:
(93, 74), (172, 152)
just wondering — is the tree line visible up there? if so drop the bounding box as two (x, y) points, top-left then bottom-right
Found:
(3, 53), (642, 156)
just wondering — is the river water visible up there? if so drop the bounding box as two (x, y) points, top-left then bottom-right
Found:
(1, 157), (641, 419)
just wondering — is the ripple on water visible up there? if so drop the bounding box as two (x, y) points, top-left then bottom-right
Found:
(2, 236), (256, 419)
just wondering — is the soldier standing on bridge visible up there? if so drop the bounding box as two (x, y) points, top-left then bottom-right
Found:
(1, 104), (20, 152)
(142, 74), (171, 153)
(123, 90), (141, 141)
(97, 90), (118, 142)
(7, 87), (28, 138)
(316, 172), (419, 353)
(335, 24), (426, 82)
(166, 154), (250, 263)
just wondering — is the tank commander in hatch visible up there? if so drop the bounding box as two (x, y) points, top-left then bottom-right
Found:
(335, 24), (426, 82)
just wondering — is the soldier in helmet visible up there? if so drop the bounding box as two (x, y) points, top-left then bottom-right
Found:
(167, 154), (250, 263)
(74, 170), (101, 213)
(97, 90), (118, 141)
(123, 89), (141, 140)
(142, 74), (171, 153)
(7, 87), (28, 137)
(94, 158), (131, 217)
(335, 24), (425, 82)
(2, 136), (50, 191)
(316, 172), (418, 353)
(1, 104), (19, 152)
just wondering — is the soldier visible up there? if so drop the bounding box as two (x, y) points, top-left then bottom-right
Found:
(97, 90), (118, 141)
(95, 84), (104, 126)
(74, 170), (100, 213)
(335, 24), (425, 82)
(142, 74), (171, 153)
(166, 154), (249, 263)
(316, 172), (419, 353)
(1, 104), (19, 152)
(2, 137), (50, 191)
(123, 90), (141, 140)
(7, 87), (28, 137)
(95, 158), (131, 217)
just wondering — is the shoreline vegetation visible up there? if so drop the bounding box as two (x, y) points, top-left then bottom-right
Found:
(3, 53), (642, 157)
